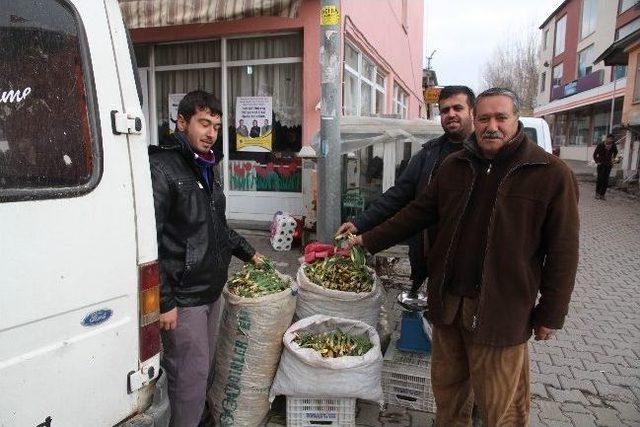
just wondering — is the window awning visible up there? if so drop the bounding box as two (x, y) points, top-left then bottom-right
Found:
(339, 116), (443, 154)
(594, 28), (640, 66)
(119, 0), (302, 29)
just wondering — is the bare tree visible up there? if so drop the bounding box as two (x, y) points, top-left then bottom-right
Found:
(481, 28), (540, 116)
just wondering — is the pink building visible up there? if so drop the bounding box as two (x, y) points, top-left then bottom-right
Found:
(120, 0), (425, 221)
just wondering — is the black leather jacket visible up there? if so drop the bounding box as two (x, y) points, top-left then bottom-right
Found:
(150, 136), (255, 312)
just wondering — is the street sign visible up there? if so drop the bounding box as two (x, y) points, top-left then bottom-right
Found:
(424, 87), (441, 104)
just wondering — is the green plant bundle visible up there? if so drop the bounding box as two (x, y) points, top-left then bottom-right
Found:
(304, 247), (373, 293)
(228, 259), (291, 298)
(293, 328), (373, 358)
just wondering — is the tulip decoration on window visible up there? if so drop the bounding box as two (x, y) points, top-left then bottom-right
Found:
(254, 160), (301, 192)
(230, 161), (257, 191)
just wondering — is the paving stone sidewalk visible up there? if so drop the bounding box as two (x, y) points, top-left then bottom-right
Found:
(529, 182), (640, 426)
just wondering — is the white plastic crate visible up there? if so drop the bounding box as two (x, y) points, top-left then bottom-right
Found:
(286, 397), (356, 426)
(382, 335), (436, 413)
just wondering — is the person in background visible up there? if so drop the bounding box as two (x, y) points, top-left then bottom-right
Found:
(593, 133), (619, 200)
(347, 88), (580, 426)
(236, 118), (249, 137)
(261, 118), (272, 136)
(336, 85), (475, 291)
(149, 90), (263, 427)
(250, 119), (261, 138)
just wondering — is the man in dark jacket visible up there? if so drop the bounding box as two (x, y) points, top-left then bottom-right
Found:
(348, 88), (580, 426)
(336, 86), (475, 288)
(593, 133), (618, 200)
(150, 90), (262, 427)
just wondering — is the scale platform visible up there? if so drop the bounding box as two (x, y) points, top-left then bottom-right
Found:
(396, 291), (432, 353)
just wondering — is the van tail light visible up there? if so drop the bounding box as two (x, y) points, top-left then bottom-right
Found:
(139, 261), (161, 362)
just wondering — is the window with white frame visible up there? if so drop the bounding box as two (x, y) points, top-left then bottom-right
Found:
(343, 43), (386, 116)
(580, 0), (597, 39)
(552, 63), (563, 88)
(577, 45), (594, 78)
(616, 17), (640, 40)
(393, 83), (409, 119)
(555, 15), (567, 55)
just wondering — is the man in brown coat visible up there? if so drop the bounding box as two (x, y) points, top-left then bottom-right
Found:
(349, 88), (580, 426)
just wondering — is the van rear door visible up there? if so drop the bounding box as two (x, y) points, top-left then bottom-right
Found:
(0, 1), (143, 424)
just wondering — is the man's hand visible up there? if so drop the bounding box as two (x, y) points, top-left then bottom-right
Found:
(251, 253), (265, 265)
(344, 234), (363, 250)
(336, 222), (358, 237)
(160, 308), (178, 331)
(534, 325), (556, 341)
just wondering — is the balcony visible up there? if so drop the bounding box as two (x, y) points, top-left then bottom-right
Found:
(550, 69), (605, 101)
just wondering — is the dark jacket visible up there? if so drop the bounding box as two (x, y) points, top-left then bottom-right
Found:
(593, 142), (618, 167)
(354, 134), (461, 284)
(363, 126), (580, 346)
(150, 135), (255, 313)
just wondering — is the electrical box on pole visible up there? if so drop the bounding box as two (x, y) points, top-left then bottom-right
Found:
(317, 0), (342, 242)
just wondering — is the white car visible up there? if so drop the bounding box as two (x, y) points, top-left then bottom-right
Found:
(0, 1), (169, 425)
(520, 117), (554, 154)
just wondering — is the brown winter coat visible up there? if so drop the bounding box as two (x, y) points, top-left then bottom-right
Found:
(363, 128), (580, 346)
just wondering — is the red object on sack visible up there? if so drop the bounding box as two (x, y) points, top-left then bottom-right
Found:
(304, 242), (341, 263)
(304, 242), (334, 254)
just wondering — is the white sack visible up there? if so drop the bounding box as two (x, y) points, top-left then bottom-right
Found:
(296, 264), (381, 327)
(269, 315), (384, 403)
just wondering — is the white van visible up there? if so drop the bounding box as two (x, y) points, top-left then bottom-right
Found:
(0, 1), (169, 425)
(521, 117), (554, 154)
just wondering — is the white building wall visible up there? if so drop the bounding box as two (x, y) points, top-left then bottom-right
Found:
(537, 21), (555, 108)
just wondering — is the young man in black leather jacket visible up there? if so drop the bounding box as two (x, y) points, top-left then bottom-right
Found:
(150, 90), (262, 427)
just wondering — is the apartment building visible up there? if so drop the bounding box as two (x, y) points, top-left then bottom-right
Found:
(535, 0), (639, 161)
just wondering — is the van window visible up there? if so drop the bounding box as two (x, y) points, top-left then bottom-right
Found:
(0, 0), (99, 201)
(523, 127), (538, 144)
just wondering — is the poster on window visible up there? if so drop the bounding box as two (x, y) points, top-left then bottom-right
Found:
(168, 93), (186, 132)
(235, 96), (273, 152)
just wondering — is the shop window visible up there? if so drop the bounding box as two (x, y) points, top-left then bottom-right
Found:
(227, 59), (303, 193)
(567, 112), (590, 145)
(553, 114), (568, 146)
(134, 45), (150, 67)
(580, 0), (597, 39)
(343, 42), (386, 117)
(227, 34), (301, 61)
(555, 15), (566, 56)
(393, 83), (409, 119)
(592, 110), (609, 144)
(155, 40), (221, 66)
(577, 45), (594, 78)
(0, 0), (99, 201)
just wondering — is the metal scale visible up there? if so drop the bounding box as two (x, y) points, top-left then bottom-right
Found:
(396, 289), (431, 353)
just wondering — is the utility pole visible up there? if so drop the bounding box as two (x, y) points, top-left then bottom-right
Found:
(609, 66), (618, 133)
(317, 0), (342, 242)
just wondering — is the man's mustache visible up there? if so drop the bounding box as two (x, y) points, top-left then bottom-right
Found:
(482, 130), (503, 139)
